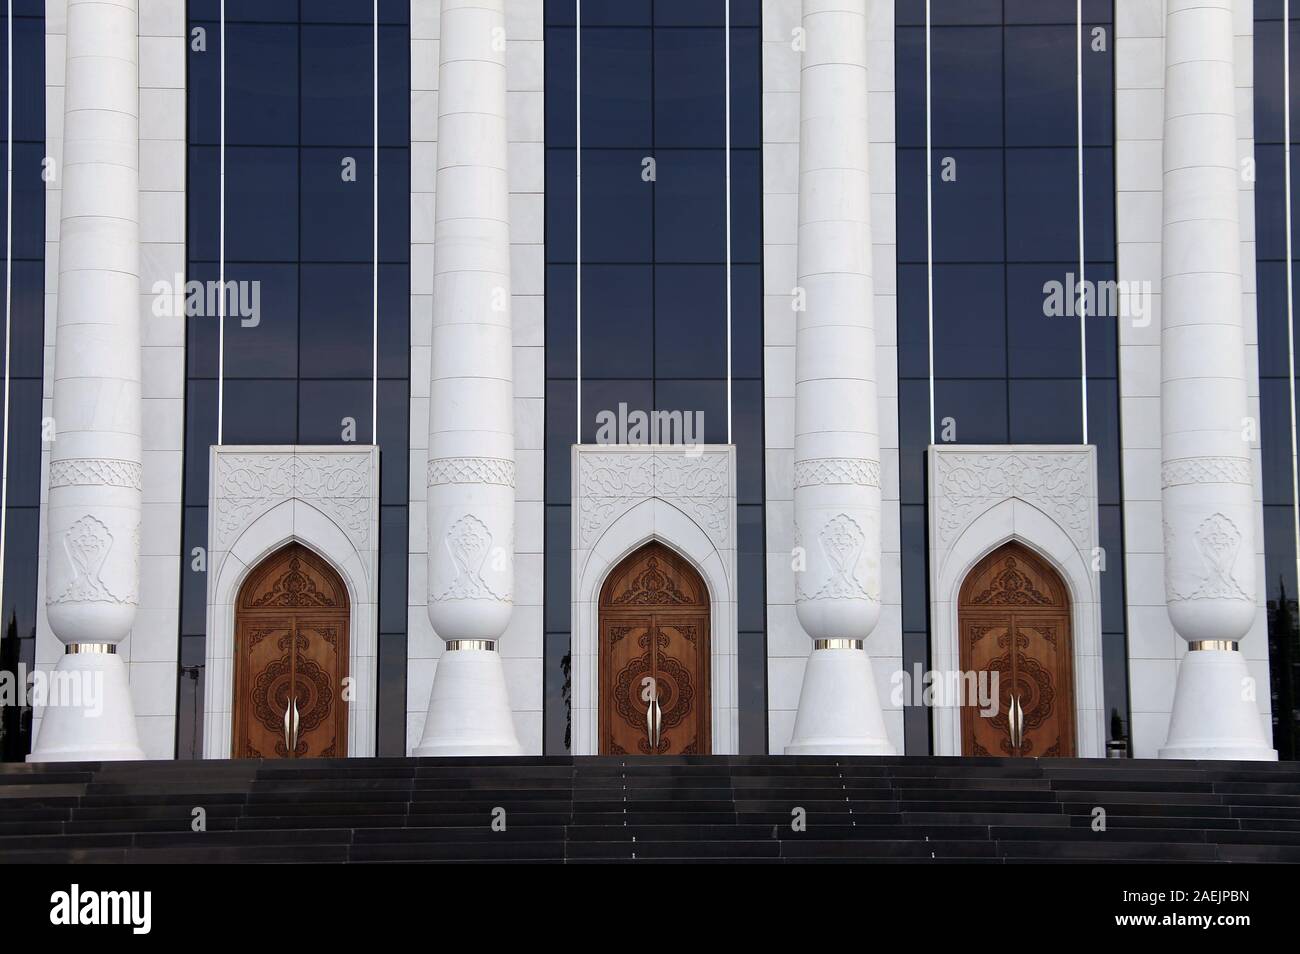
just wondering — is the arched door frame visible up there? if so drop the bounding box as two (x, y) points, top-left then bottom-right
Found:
(572, 501), (738, 755)
(597, 541), (712, 755)
(928, 485), (1107, 758)
(204, 496), (378, 759)
(957, 540), (1076, 757)
(231, 543), (351, 758)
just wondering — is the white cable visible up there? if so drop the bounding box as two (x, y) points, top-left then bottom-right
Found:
(925, 0), (934, 444)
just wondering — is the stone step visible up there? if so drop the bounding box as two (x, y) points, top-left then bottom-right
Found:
(0, 755), (1295, 863)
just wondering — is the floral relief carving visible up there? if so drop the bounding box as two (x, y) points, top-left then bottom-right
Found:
(427, 456), (516, 488)
(656, 452), (728, 498)
(1165, 512), (1251, 603)
(796, 513), (879, 602)
(793, 458), (881, 488)
(212, 451), (375, 556)
(1161, 456), (1252, 489)
(49, 458), (143, 490)
(50, 515), (135, 606)
(611, 557), (693, 606)
(435, 513), (511, 602)
(969, 557), (1054, 606)
(575, 449), (731, 552)
(579, 453), (655, 498)
(250, 557), (336, 608)
(935, 452), (1091, 550)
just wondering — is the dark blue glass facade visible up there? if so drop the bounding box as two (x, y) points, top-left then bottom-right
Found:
(181, 0), (411, 757)
(1253, 1), (1300, 760)
(0, 1), (44, 762)
(895, 0), (1127, 753)
(543, 0), (767, 752)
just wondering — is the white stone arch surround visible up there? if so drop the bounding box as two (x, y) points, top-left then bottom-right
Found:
(571, 445), (738, 755)
(928, 446), (1106, 758)
(203, 447), (380, 758)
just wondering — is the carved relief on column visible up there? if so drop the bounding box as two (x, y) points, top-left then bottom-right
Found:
(1160, 456), (1255, 608)
(46, 461), (145, 612)
(45, 0), (144, 646)
(30, 0), (145, 762)
(413, 0), (520, 756)
(785, 0), (893, 755)
(1157, 0), (1274, 759)
(791, 0), (880, 642)
(426, 457), (518, 610)
(1159, 0), (1256, 644)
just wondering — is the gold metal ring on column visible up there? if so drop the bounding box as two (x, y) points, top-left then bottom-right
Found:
(445, 639), (497, 652)
(813, 638), (864, 651)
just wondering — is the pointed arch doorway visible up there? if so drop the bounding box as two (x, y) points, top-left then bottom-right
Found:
(958, 541), (1076, 757)
(599, 542), (711, 755)
(231, 543), (350, 758)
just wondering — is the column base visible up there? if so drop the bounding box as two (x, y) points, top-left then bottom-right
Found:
(785, 646), (896, 756)
(413, 647), (522, 757)
(27, 651), (144, 763)
(1159, 649), (1277, 761)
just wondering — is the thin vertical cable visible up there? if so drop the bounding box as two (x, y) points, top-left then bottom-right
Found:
(217, 0), (227, 443)
(1286, 0), (1300, 604)
(1077, 0), (1088, 443)
(925, 0), (934, 443)
(725, 0), (732, 444)
(575, 1), (582, 443)
(0, 1), (13, 619)
(372, 1), (379, 442)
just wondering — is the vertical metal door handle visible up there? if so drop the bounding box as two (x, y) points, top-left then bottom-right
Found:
(1009, 695), (1023, 750)
(291, 697), (301, 753)
(646, 696), (654, 748)
(654, 698), (662, 748)
(282, 697), (292, 754)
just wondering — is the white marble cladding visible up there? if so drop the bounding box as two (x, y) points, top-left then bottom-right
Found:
(570, 444), (739, 755)
(203, 446), (380, 758)
(927, 445), (1106, 758)
(1115, 0), (1272, 757)
(211, 449), (378, 560)
(34, 0), (188, 759)
(407, 0), (545, 754)
(576, 449), (732, 552)
(762, 0), (901, 754)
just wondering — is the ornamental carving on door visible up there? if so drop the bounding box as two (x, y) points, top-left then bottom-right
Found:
(599, 542), (710, 755)
(233, 543), (349, 759)
(958, 542), (1075, 758)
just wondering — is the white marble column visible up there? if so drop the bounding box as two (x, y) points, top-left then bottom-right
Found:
(1159, 0), (1275, 760)
(30, 0), (144, 762)
(786, 0), (893, 755)
(414, 0), (521, 756)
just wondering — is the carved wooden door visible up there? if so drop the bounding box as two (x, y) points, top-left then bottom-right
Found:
(233, 544), (350, 758)
(599, 543), (711, 755)
(958, 543), (1075, 758)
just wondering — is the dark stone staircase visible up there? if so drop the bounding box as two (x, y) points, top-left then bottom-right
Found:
(2, 755), (1299, 863)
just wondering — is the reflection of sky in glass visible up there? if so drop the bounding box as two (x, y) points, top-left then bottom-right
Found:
(177, 6), (412, 758)
(543, 2), (768, 752)
(895, 4), (1121, 753)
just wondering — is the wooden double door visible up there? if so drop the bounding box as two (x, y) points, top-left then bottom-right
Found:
(232, 544), (349, 758)
(959, 542), (1075, 758)
(599, 543), (711, 755)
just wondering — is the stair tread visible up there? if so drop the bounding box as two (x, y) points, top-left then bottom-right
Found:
(0, 755), (1294, 863)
